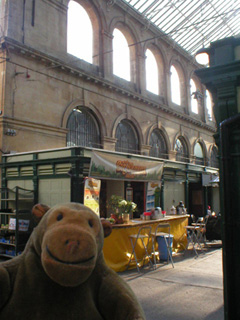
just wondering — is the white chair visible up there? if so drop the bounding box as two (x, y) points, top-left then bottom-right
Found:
(126, 226), (153, 272)
(151, 223), (174, 268)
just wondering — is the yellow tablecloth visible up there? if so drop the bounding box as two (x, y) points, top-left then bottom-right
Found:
(103, 215), (188, 272)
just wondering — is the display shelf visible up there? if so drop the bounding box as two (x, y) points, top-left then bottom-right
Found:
(0, 187), (35, 259)
(0, 253), (14, 259)
(0, 242), (16, 247)
(0, 212), (16, 215)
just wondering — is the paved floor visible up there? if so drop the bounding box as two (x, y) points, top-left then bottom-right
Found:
(119, 242), (224, 320)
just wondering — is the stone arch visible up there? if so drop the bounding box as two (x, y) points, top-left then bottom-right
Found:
(173, 132), (191, 162)
(112, 113), (143, 150)
(147, 125), (170, 159)
(67, 0), (105, 66)
(147, 124), (171, 155)
(110, 19), (140, 84)
(169, 57), (187, 107)
(143, 43), (166, 97)
(193, 138), (207, 165)
(62, 99), (107, 140)
(208, 144), (219, 168)
(192, 138), (207, 158)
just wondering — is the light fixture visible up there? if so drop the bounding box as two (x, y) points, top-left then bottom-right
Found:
(195, 47), (211, 66)
(73, 108), (82, 113)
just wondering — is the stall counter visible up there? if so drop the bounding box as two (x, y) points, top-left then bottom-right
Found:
(103, 215), (188, 272)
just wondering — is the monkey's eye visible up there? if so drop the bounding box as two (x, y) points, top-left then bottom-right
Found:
(88, 220), (94, 228)
(57, 213), (63, 221)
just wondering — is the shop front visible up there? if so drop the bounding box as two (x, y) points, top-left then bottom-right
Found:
(0, 147), (219, 219)
(0, 147), (219, 269)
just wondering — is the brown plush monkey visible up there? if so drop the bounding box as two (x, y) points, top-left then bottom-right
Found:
(0, 203), (145, 320)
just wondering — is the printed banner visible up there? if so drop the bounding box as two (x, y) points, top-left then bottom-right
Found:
(84, 177), (101, 215)
(89, 151), (163, 182)
(146, 182), (161, 211)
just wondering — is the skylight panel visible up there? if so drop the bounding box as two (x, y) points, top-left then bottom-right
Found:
(123, 0), (240, 55)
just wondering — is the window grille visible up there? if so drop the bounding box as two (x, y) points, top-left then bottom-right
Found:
(67, 108), (100, 148)
(174, 137), (188, 163)
(149, 129), (168, 159)
(210, 146), (219, 168)
(194, 142), (204, 165)
(115, 120), (139, 154)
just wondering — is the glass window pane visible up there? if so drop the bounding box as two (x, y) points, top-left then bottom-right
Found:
(146, 49), (158, 95)
(67, 108), (100, 148)
(149, 129), (168, 159)
(194, 142), (204, 165)
(67, 1), (93, 63)
(113, 29), (130, 81)
(170, 65), (181, 105)
(206, 90), (213, 121)
(115, 120), (138, 154)
(210, 146), (219, 168)
(190, 79), (198, 114)
(174, 138), (188, 163)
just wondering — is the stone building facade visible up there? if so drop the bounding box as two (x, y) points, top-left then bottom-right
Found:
(0, 0), (219, 216)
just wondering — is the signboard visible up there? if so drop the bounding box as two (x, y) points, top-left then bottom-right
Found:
(9, 218), (30, 231)
(84, 177), (101, 215)
(202, 173), (219, 186)
(89, 151), (163, 182)
(146, 182), (161, 211)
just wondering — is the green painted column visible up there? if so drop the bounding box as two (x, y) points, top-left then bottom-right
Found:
(160, 175), (164, 210)
(185, 173), (189, 212)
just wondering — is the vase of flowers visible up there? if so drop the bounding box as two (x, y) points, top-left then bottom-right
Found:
(118, 199), (137, 222)
(108, 195), (137, 224)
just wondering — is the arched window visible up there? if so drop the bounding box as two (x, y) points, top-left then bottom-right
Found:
(149, 129), (168, 159)
(206, 90), (213, 121)
(174, 137), (188, 163)
(113, 28), (130, 81)
(115, 120), (139, 154)
(170, 65), (181, 105)
(194, 142), (204, 165)
(190, 79), (198, 114)
(67, 1), (93, 63)
(210, 146), (219, 168)
(67, 107), (100, 148)
(146, 49), (158, 95)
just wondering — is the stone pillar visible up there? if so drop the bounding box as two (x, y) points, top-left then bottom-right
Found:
(102, 136), (117, 151)
(137, 51), (146, 95)
(168, 150), (176, 161)
(101, 31), (114, 81)
(140, 144), (151, 156)
(165, 70), (171, 106)
(186, 83), (191, 115)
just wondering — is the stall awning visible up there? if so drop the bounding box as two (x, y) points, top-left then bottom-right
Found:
(89, 151), (163, 182)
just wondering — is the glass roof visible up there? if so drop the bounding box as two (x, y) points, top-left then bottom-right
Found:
(123, 0), (240, 56)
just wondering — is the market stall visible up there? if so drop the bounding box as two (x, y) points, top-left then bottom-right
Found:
(103, 214), (188, 272)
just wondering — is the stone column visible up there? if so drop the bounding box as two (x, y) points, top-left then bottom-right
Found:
(101, 31), (114, 81)
(140, 144), (151, 156)
(102, 136), (117, 151)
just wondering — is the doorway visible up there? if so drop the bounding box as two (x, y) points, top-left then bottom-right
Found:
(189, 182), (204, 218)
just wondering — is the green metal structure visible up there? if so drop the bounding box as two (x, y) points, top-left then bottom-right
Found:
(195, 36), (240, 320)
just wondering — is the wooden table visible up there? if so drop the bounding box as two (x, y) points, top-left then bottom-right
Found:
(103, 214), (188, 272)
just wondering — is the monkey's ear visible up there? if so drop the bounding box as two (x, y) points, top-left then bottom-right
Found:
(32, 204), (50, 223)
(100, 218), (112, 238)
